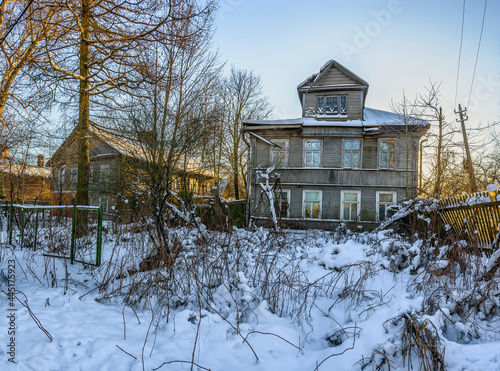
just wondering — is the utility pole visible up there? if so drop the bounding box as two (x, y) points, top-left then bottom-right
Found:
(456, 104), (477, 193)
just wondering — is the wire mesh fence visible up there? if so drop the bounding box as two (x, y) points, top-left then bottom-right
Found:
(7, 204), (103, 266)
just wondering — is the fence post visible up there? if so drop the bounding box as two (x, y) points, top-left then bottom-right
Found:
(70, 204), (77, 265)
(8, 202), (13, 245)
(96, 206), (103, 266)
(20, 207), (25, 248)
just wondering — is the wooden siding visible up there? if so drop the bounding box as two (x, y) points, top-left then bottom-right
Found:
(303, 91), (363, 119)
(313, 67), (358, 88)
(253, 133), (420, 172)
(251, 185), (408, 222)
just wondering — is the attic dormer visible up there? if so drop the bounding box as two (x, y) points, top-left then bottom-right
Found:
(297, 60), (369, 121)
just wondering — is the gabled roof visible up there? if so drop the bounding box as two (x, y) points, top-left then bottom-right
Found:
(0, 160), (51, 178)
(243, 107), (430, 134)
(48, 124), (214, 178)
(297, 60), (369, 106)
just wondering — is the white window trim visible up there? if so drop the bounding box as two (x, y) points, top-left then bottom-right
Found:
(376, 191), (397, 222)
(270, 139), (289, 167)
(340, 190), (361, 221)
(316, 95), (348, 118)
(303, 139), (322, 168)
(378, 138), (397, 169)
(302, 189), (322, 219)
(275, 188), (291, 218)
(342, 138), (362, 169)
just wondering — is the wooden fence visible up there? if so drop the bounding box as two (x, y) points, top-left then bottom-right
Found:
(438, 190), (500, 247)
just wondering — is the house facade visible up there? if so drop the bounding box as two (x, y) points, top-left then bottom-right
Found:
(47, 125), (215, 214)
(243, 60), (429, 229)
(0, 147), (51, 204)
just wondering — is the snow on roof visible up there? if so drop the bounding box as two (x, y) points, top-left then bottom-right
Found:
(90, 126), (214, 178)
(0, 160), (51, 178)
(243, 107), (429, 129)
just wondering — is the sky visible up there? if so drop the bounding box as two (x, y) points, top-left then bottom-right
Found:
(212, 0), (500, 128)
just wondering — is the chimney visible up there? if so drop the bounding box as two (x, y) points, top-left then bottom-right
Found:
(37, 154), (45, 167)
(0, 146), (9, 160)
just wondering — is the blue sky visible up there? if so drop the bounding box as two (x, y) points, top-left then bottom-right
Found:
(213, 0), (500, 126)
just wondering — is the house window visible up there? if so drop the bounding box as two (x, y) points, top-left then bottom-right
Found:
(274, 189), (290, 218)
(340, 96), (347, 115)
(343, 139), (361, 169)
(379, 140), (396, 169)
(377, 192), (397, 222)
(325, 97), (338, 114)
(303, 190), (322, 219)
(70, 168), (77, 184)
(101, 164), (110, 182)
(304, 139), (321, 167)
(270, 139), (289, 167)
(317, 97), (324, 114)
(317, 96), (347, 116)
(341, 191), (361, 221)
(100, 197), (108, 213)
(60, 168), (66, 183)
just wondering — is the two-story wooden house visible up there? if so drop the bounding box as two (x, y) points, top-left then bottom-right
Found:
(243, 60), (429, 229)
(47, 124), (215, 214)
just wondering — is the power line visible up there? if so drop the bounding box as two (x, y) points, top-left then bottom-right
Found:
(454, 0), (466, 109)
(467, 0), (488, 108)
(0, 0), (36, 47)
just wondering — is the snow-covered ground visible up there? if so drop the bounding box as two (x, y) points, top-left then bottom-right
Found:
(1, 222), (500, 370)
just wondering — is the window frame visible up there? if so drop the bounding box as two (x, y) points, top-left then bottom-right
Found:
(270, 139), (289, 167)
(378, 139), (397, 169)
(303, 139), (322, 168)
(302, 189), (322, 219)
(340, 190), (361, 221)
(342, 138), (362, 169)
(274, 188), (291, 218)
(316, 95), (348, 118)
(70, 168), (77, 184)
(376, 191), (397, 222)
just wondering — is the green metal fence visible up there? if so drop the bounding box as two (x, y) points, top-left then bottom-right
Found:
(8, 204), (103, 266)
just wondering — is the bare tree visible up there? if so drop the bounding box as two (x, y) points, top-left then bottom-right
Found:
(221, 68), (272, 200)
(39, 0), (192, 207)
(101, 1), (220, 262)
(0, 0), (58, 149)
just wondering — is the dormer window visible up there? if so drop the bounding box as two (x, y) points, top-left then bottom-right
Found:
(317, 96), (347, 117)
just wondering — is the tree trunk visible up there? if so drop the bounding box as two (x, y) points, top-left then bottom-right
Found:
(76, 0), (90, 207)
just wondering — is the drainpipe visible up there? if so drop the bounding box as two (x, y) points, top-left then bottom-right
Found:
(241, 129), (251, 228)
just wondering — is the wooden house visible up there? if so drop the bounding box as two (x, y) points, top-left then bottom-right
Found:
(47, 124), (215, 214)
(0, 147), (51, 204)
(243, 60), (429, 229)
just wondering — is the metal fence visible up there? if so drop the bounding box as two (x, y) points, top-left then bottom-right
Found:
(7, 204), (103, 266)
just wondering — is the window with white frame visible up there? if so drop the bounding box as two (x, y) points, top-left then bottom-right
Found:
(70, 168), (77, 184)
(60, 168), (66, 183)
(270, 139), (289, 167)
(341, 191), (361, 221)
(343, 139), (361, 169)
(303, 190), (322, 219)
(376, 192), (397, 222)
(379, 140), (396, 169)
(274, 189), (290, 218)
(304, 139), (321, 167)
(316, 96), (347, 116)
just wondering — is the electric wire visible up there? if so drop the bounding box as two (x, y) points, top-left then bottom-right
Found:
(467, 0), (488, 108)
(0, 0), (36, 47)
(454, 0), (466, 109)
